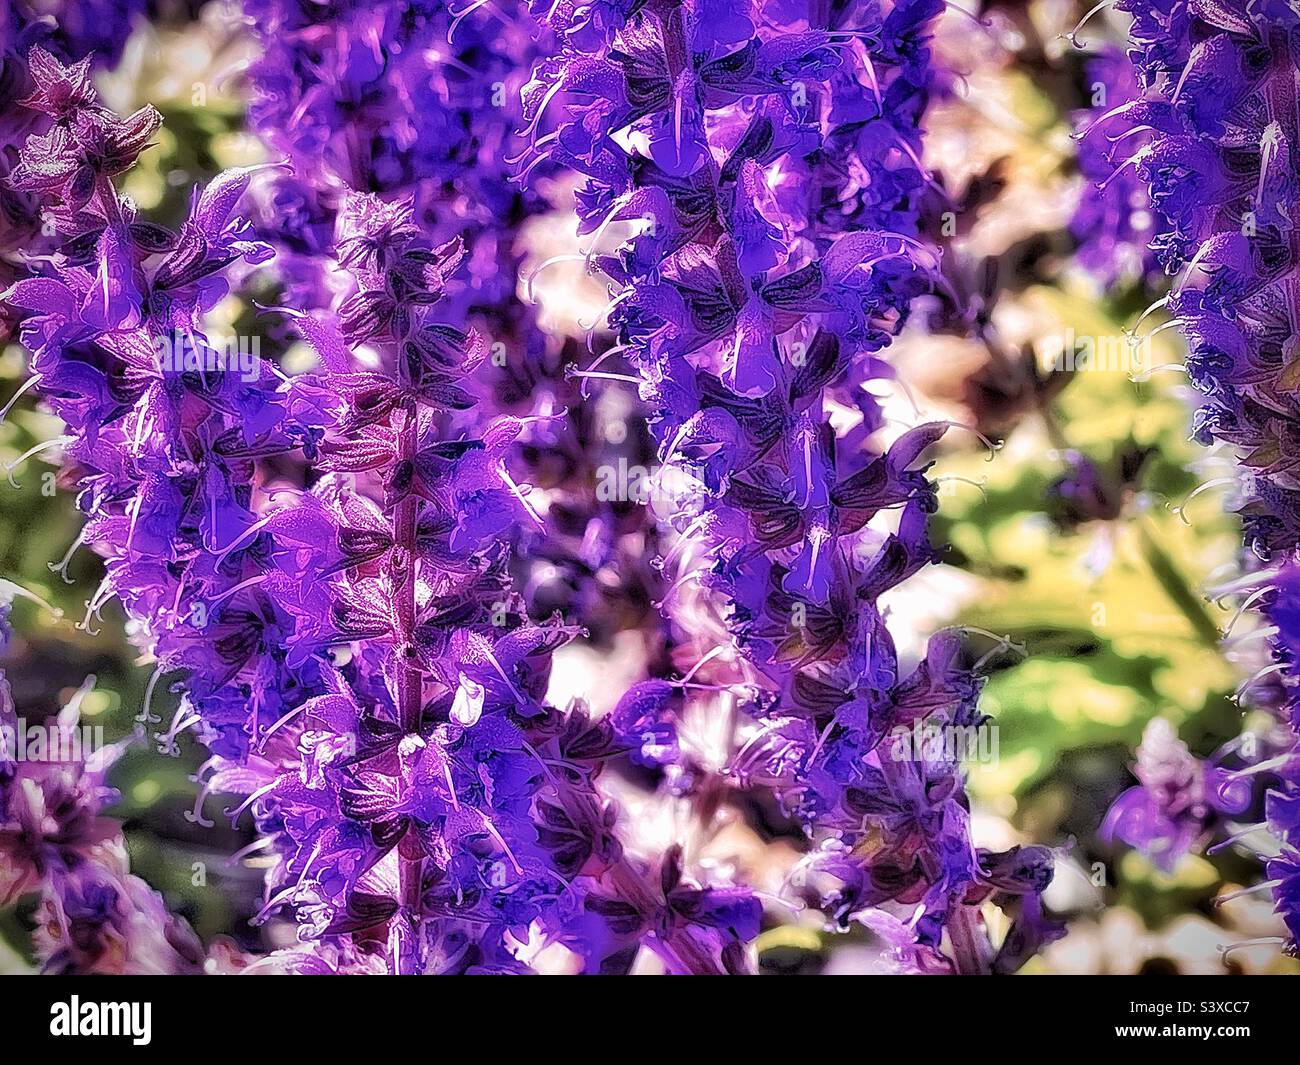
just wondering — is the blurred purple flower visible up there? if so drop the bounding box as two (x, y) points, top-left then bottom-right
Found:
(1103, 718), (1251, 873)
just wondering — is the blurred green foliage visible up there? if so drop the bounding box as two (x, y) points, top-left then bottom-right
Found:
(931, 278), (1266, 943)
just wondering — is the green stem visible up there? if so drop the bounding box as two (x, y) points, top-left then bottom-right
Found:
(1135, 518), (1222, 649)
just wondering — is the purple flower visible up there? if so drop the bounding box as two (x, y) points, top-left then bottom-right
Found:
(521, 0), (1045, 971)
(0, 15), (142, 317)
(541, 843), (759, 975)
(5, 2), (144, 67)
(1071, 48), (1160, 287)
(244, 1), (549, 322)
(1103, 718), (1252, 872)
(0, 661), (207, 974)
(0, 3), (1083, 976)
(1092, 0), (1300, 950)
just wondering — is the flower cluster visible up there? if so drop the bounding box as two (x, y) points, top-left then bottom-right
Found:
(0, 2), (1082, 975)
(243, 0), (666, 646)
(518, 0), (1056, 972)
(1070, 46), (1160, 288)
(1, 44), (340, 958)
(1089, 1), (1300, 949)
(1251, 562), (1300, 946)
(0, 5), (143, 328)
(243, 0), (545, 318)
(0, 623), (208, 975)
(231, 190), (600, 973)
(5, 2), (143, 67)
(4, 38), (766, 973)
(2, 46), (322, 766)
